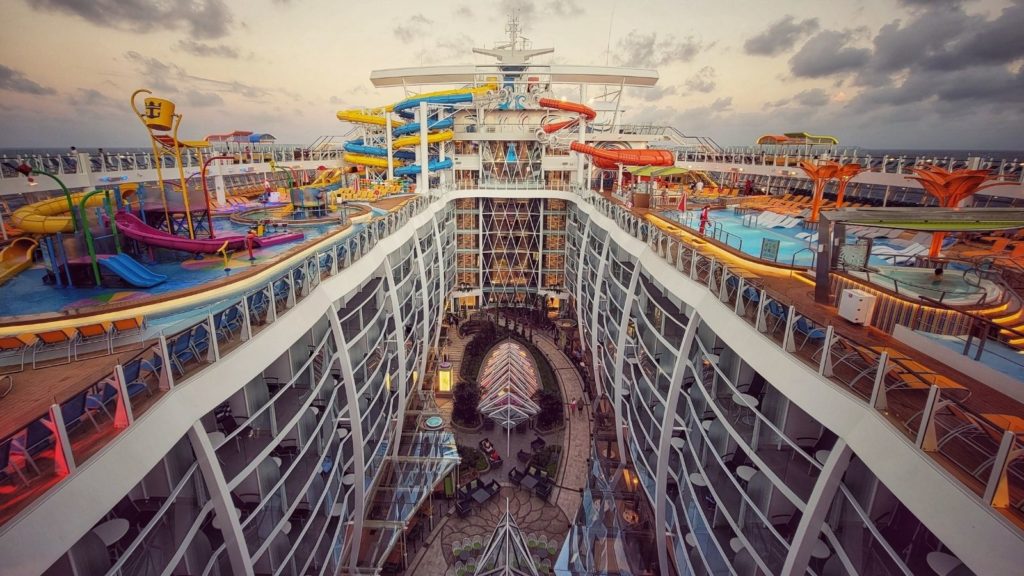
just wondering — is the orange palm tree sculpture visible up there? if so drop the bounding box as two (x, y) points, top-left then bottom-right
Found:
(907, 166), (1014, 257)
(834, 163), (865, 208)
(799, 160), (840, 223)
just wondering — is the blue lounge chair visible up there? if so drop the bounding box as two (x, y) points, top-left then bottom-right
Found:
(168, 329), (196, 376)
(764, 300), (788, 333)
(247, 290), (269, 322)
(1, 438), (29, 486)
(794, 317), (827, 349)
(12, 419), (53, 474)
(61, 390), (99, 433)
(215, 305), (243, 341)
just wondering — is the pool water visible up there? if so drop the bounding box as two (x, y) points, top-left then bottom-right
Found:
(848, 266), (999, 305)
(659, 209), (903, 268)
(660, 209), (822, 266)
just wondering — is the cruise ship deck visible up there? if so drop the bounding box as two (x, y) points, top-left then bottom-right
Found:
(1, 6), (1024, 576)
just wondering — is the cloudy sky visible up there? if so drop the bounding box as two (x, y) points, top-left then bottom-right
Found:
(1, 0), (1021, 150)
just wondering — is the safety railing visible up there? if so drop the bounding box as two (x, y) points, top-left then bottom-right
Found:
(580, 187), (1024, 524)
(0, 194), (431, 531)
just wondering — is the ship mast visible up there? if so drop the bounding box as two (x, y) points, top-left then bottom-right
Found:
(472, 10), (553, 66)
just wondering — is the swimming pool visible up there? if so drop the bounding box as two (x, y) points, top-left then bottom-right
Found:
(847, 266), (1000, 305)
(659, 209), (821, 266)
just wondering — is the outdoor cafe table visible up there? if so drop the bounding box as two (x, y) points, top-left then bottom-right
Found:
(521, 475), (539, 490)
(472, 488), (491, 504)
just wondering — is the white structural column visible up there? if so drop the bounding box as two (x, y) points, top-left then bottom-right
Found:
(419, 100), (430, 195)
(393, 228), (428, 456)
(430, 210), (450, 353)
(187, 423), (254, 576)
(653, 314), (700, 576)
(438, 121), (447, 189)
(573, 217), (592, 356)
(782, 440), (854, 575)
(327, 303), (368, 574)
(213, 158), (227, 205)
(587, 237), (618, 458)
(383, 252), (411, 459)
(386, 114), (395, 181)
(610, 261), (641, 466)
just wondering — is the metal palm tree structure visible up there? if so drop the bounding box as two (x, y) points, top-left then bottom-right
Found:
(906, 165), (1014, 257)
(833, 162), (865, 208)
(798, 160), (841, 223)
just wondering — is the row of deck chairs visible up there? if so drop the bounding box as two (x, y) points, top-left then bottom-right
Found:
(755, 211), (803, 229)
(0, 317), (145, 373)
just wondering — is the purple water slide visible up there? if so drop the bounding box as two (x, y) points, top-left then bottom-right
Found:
(253, 232), (305, 248)
(115, 212), (247, 254)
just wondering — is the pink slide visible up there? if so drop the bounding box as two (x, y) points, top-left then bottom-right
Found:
(115, 212), (247, 253)
(570, 142), (675, 169)
(538, 98), (597, 133)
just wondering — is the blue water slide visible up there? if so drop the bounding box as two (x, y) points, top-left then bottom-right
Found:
(393, 93), (475, 118)
(99, 253), (167, 287)
(393, 158), (454, 177)
(392, 117), (454, 137)
(343, 139), (415, 161)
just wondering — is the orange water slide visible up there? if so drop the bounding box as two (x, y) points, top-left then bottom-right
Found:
(570, 142), (675, 169)
(538, 98), (597, 133)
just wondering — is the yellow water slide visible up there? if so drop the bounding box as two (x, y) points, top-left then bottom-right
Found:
(0, 237), (38, 285)
(391, 130), (454, 150)
(11, 192), (107, 234)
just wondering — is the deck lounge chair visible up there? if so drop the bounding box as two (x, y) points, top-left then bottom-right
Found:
(32, 328), (76, 368)
(74, 323), (111, 359)
(109, 316), (145, 351)
(1, 438), (30, 486)
(0, 334), (35, 374)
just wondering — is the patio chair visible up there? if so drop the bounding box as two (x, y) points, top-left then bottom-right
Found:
(85, 383), (120, 421)
(214, 304), (244, 342)
(1, 437), (30, 486)
(517, 450), (531, 463)
(61, 390), (100, 433)
(12, 419), (53, 473)
(764, 300), (788, 334)
(73, 323), (111, 359)
(794, 317), (827, 349)
(32, 328), (76, 368)
(247, 290), (270, 324)
(0, 334), (34, 374)
(167, 329), (196, 376)
(109, 316), (145, 351)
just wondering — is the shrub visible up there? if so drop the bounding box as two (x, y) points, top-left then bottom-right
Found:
(536, 388), (563, 429)
(531, 444), (562, 478)
(452, 380), (481, 427)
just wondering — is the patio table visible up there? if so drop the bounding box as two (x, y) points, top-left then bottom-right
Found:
(521, 475), (538, 490)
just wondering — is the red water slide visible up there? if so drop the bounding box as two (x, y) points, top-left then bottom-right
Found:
(538, 98), (597, 133)
(569, 142), (675, 169)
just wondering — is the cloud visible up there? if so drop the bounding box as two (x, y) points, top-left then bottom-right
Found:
(744, 16), (819, 56)
(175, 39), (240, 59)
(185, 90), (224, 107)
(614, 31), (705, 67)
(789, 30), (871, 78)
(684, 66), (716, 93)
(549, 0), (583, 17)
(0, 64), (56, 95)
(393, 13), (432, 43)
(636, 85), (677, 102)
(455, 4), (473, 17)
(793, 88), (830, 107)
(69, 88), (118, 108)
(123, 51), (272, 101)
(29, 0), (233, 39)
(124, 51), (188, 92)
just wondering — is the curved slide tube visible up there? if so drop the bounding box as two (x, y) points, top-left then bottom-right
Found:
(116, 211), (247, 253)
(343, 140), (415, 161)
(538, 98), (596, 133)
(97, 253), (167, 288)
(391, 117), (454, 137)
(570, 142), (675, 169)
(11, 190), (134, 234)
(394, 158), (454, 177)
(0, 237), (37, 285)
(392, 130), (454, 150)
(391, 84), (496, 119)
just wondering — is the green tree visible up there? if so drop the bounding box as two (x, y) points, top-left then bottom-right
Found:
(536, 388), (563, 428)
(452, 380), (481, 426)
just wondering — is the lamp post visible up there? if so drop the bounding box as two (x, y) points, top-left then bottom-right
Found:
(11, 163), (77, 232)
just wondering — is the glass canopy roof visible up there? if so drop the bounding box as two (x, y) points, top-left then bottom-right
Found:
(478, 340), (542, 429)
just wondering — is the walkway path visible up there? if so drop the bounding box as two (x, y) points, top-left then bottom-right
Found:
(531, 333), (592, 520)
